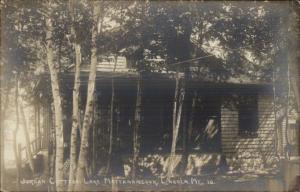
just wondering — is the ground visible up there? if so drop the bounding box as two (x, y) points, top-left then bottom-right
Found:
(1, 158), (299, 191)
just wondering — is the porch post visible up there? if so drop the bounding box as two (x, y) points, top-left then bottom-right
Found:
(132, 74), (142, 178)
(182, 86), (189, 176)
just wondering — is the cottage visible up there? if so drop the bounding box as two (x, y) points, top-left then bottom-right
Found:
(30, 57), (278, 178)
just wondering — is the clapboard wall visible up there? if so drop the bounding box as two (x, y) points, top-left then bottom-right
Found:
(221, 94), (276, 158)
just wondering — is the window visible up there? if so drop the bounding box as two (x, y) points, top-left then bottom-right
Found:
(288, 121), (298, 145)
(238, 96), (258, 137)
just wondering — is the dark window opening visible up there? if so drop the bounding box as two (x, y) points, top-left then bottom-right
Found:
(238, 96), (258, 137)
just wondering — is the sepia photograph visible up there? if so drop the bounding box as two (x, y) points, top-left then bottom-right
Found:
(0, 0), (300, 191)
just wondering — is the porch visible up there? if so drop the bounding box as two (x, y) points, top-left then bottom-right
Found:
(35, 72), (275, 177)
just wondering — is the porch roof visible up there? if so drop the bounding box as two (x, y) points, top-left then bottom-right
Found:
(34, 71), (273, 100)
(61, 70), (272, 86)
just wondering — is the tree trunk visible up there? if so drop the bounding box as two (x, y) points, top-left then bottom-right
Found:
(272, 71), (280, 156)
(132, 74), (142, 178)
(1, 81), (10, 185)
(106, 80), (115, 174)
(168, 75), (179, 178)
(19, 100), (34, 173)
(107, 55), (118, 174)
(74, 2), (100, 190)
(168, 75), (185, 178)
(188, 91), (197, 142)
(182, 90), (197, 175)
(285, 62), (291, 159)
(13, 77), (21, 188)
(172, 75), (179, 135)
(92, 95), (97, 174)
(290, 49), (300, 113)
(291, 79), (300, 118)
(68, 1), (82, 190)
(45, 5), (65, 191)
(34, 105), (38, 152)
(287, 9), (300, 156)
(37, 104), (41, 150)
(50, 133), (56, 192)
(67, 37), (82, 191)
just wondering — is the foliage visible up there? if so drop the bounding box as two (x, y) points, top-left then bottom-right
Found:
(2, 1), (291, 82)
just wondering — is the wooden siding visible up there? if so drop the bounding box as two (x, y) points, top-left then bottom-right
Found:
(81, 56), (129, 72)
(221, 95), (276, 158)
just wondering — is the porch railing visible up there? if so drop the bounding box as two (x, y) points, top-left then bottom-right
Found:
(18, 135), (47, 167)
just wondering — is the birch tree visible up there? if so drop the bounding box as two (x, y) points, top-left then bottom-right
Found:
(67, 0), (82, 190)
(45, 1), (65, 191)
(168, 76), (185, 177)
(13, 76), (20, 188)
(74, 1), (101, 190)
(288, 9), (300, 126)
